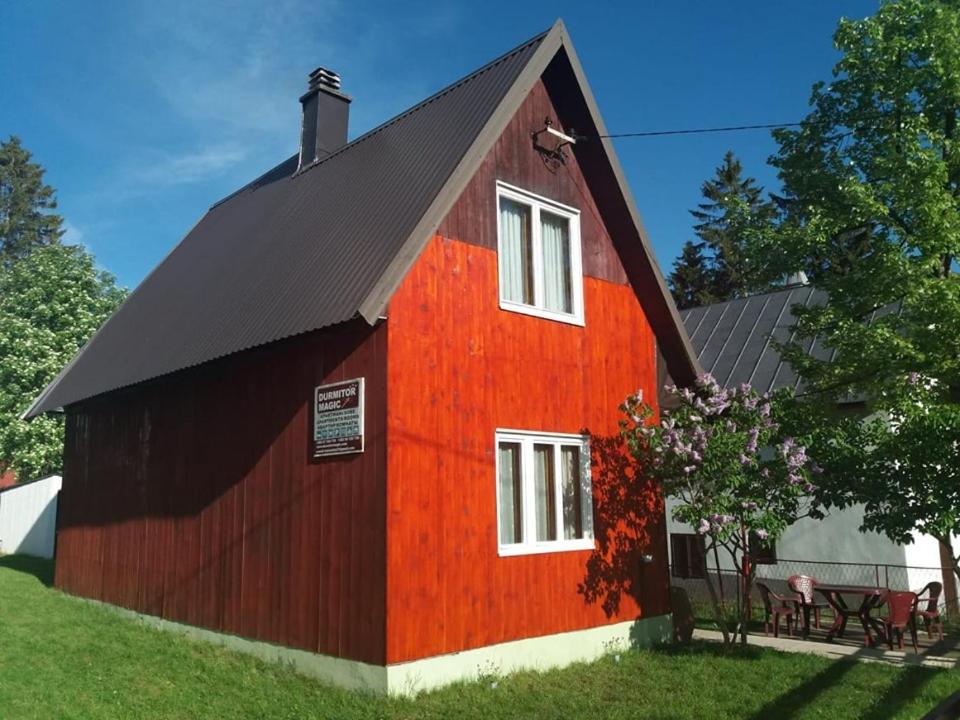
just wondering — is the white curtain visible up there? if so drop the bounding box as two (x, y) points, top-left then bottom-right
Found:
(533, 445), (557, 541)
(499, 199), (531, 304)
(541, 212), (571, 313)
(561, 446), (583, 539)
(498, 443), (522, 544)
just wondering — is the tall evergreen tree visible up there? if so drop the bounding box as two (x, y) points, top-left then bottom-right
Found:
(668, 152), (779, 309)
(0, 136), (63, 268)
(690, 150), (778, 299)
(668, 240), (716, 309)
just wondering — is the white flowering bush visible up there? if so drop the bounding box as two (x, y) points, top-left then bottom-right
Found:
(621, 373), (817, 643)
(0, 245), (125, 480)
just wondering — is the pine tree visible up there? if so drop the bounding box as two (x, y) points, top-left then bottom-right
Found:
(0, 136), (63, 268)
(668, 240), (716, 309)
(689, 151), (778, 300)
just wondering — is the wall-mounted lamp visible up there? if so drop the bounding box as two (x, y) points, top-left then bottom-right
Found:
(640, 553), (655, 565)
(532, 117), (577, 166)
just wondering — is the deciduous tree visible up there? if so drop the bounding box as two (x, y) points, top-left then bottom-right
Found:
(0, 245), (125, 480)
(757, 0), (960, 578)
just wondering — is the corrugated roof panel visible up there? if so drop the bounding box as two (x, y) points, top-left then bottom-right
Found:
(696, 300), (746, 374)
(28, 29), (547, 416)
(712, 295), (766, 387)
(681, 286), (830, 394)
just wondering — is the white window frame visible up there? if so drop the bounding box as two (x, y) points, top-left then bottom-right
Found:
(495, 181), (585, 326)
(495, 429), (595, 557)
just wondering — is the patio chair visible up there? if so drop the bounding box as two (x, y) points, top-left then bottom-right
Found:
(788, 574), (830, 631)
(914, 581), (945, 641)
(756, 582), (799, 638)
(879, 591), (919, 653)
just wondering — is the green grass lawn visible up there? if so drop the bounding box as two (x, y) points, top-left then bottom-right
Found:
(1, 555), (957, 719)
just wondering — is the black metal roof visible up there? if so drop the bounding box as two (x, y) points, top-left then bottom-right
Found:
(680, 285), (833, 394)
(27, 20), (700, 418)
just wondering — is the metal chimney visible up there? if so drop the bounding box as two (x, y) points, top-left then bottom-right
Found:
(299, 67), (350, 169)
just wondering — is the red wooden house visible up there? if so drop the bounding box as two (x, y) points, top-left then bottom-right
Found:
(27, 21), (698, 693)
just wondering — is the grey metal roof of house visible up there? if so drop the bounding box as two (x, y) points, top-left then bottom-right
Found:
(680, 285), (833, 394)
(26, 20), (700, 418)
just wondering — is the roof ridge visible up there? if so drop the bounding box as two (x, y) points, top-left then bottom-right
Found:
(291, 26), (551, 177)
(686, 284), (818, 311)
(209, 26), (551, 211)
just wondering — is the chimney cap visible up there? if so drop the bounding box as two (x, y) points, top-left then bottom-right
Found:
(309, 66), (341, 91)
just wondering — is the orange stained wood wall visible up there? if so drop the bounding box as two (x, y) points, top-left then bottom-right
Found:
(384, 79), (669, 664)
(56, 320), (388, 665)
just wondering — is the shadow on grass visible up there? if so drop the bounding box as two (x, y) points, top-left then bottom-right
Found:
(744, 655), (859, 720)
(860, 665), (939, 720)
(0, 554), (54, 586)
(652, 640), (769, 662)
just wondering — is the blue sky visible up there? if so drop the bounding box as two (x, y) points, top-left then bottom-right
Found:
(0, 1), (878, 289)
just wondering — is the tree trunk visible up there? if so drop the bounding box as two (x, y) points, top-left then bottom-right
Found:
(940, 535), (960, 616)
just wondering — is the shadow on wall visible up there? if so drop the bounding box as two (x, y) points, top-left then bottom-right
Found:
(578, 432), (667, 619)
(59, 320), (376, 528)
(14, 494), (58, 558)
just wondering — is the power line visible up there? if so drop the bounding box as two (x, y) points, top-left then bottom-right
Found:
(600, 122), (805, 139)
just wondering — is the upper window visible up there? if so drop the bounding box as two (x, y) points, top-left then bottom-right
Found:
(496, 182), (584, 325)
(496, 429), (594, 556)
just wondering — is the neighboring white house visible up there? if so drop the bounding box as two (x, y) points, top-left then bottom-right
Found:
(0, 474), (62, 558)
(667, 286), (958, 601)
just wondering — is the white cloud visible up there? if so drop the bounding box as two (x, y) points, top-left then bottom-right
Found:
(61, 221), (84, 245)
(132, 144), (249, 187)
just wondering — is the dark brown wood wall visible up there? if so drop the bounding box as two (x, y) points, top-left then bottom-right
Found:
(55, 320), (387, 664)
(437, 81), (629, 286)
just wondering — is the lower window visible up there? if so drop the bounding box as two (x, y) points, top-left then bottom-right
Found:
(496, 429), (594, 556)
(671, 533), (706, 579)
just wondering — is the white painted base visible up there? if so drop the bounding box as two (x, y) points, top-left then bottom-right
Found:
(386, 615), (673, 695)
(74, 594), (672, 696)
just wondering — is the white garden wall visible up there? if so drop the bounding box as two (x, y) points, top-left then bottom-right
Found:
(0, 475), (62, 558)
(666, 496), (946, 582)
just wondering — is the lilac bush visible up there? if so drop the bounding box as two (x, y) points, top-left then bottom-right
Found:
(621, 373), (817, 643)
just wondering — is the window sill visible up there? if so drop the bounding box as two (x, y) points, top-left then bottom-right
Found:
(498, 538), (596, 557)
(499, 299), (585, 327)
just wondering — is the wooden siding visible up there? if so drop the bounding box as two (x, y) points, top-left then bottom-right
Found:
(55, 320), (387, 665)
(385, 81), (668, 664)
(438, 80), (629, 286)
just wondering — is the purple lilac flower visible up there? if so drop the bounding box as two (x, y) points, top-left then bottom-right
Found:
(739, 454), (752, 466)
(683, 465), (697, 474)
(907, 372), (920, 386)
(754, 529), (769, 541)
(803, 483), (817, 493)
(741, 501), (758, 511)
(697, 518), (710, 535)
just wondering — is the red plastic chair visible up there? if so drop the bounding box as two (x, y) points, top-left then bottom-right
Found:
(756, 582), (799, 638)
(788, 574), (830, 631)
(914, 581), (945, 641)
(880, 591), (919, 653)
